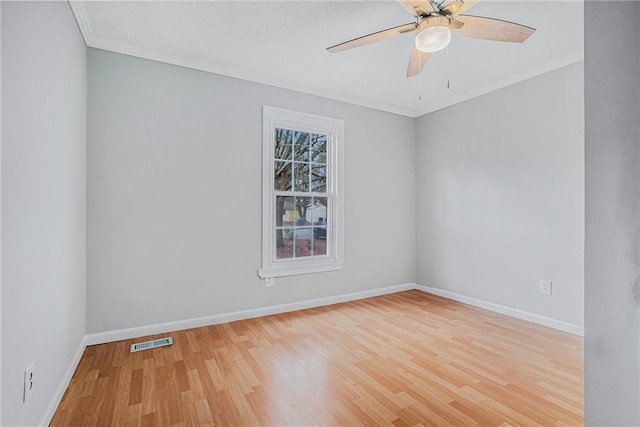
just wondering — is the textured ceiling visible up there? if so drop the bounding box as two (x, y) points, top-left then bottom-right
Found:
(70, 0), (583, 117)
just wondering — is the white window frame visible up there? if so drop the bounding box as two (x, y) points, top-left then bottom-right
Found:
(258, 106), (344, 279)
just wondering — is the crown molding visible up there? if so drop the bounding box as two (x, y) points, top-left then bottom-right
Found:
(68, 1), (94, 46)
(92, 36), (417, 117)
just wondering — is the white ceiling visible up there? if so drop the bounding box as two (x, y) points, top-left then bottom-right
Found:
(70, 0), (584, 117)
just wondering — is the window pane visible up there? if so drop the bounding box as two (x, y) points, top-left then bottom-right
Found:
(308, 197), (327, 224)
(274, 161), (292, 191)
(312, 230), (327, 255)
(276, 196), (295, 260)
(310, 134), (327, 164)
(293, 163), (309, 192)
(295, 197), (312, 225)
(310, 165), (326, 192)
(277, 228), (294, 259)
(294, 228), (313, 257)
(274, 128), (293, 160)
(293, 131), (310, 162)
(276, 196), (295, 227)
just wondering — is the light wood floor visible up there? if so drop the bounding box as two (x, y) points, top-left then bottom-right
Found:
(51, 291), (583, 426)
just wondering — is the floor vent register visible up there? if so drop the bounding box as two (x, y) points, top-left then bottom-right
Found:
(130, 337), (173, 353)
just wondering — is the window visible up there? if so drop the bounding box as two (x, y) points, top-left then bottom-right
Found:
(259, 106), (344, 279)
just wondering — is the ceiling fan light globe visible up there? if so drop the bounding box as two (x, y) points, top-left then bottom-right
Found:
(415, 26), (451, 53)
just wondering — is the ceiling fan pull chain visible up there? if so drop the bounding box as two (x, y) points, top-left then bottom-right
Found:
(418, 52), (423, 100)
(446, 45), (451, 90)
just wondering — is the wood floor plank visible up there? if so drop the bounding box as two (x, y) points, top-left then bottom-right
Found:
(51, 290), (583, 426)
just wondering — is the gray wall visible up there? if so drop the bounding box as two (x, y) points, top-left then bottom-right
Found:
(87, 49), (416, 333)
(415, 63), (585, 327)
(1, 2), (87, 426)
(1, 4), (4, 422)
(584, 1), (640, 424)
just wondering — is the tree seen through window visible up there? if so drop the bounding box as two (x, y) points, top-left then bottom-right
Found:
(274, 128), (328, 259)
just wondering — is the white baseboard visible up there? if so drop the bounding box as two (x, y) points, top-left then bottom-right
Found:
(39, 335), (88, 426)
(415, 284), (584, 336)
(85, 282), (416, 346)
(84, 281), (582, 345)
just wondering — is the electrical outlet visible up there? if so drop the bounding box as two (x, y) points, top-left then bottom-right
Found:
(23, 361), (35, 403)
(539, 280), (552, 296)
(265, 277), (275, 287)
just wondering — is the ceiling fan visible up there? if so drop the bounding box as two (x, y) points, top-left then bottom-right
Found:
(327, 0), (535, 77)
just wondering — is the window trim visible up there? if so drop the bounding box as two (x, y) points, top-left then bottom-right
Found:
(258, 106), (344, 279)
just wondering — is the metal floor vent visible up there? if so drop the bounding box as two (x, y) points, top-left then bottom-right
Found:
(130, 337), (173, 353)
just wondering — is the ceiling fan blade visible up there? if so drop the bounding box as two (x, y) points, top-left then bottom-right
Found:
(439, 0), (480, 17)
(397, 0), (438, 17)
(448, 18), (465, 30)
(451, 15), (535, 42)
(327, 22), (418, 53)
(407, 45), (430, 77)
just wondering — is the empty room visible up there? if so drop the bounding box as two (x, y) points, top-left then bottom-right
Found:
(1, 0), (639, 426)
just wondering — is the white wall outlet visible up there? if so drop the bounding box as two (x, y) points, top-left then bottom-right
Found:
(539, 279), (552, 296)
(23, 361), (35, 403)
(265, 277), (275, 287)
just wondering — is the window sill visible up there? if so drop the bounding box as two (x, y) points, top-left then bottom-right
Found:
(258, 260), (343, 279)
